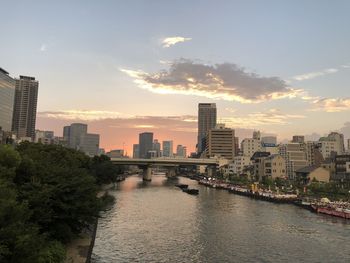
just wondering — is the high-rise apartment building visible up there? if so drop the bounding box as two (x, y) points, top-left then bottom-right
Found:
(162, 140), (173, 157)
(139, 132), (153, 159)
(12, 75), (38, 140)
(0, 68), (15, 132)
(197, 103), (216, 153)
(205, 124), (236, 160)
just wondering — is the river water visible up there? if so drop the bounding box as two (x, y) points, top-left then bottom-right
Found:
(92, 175), (350, 263)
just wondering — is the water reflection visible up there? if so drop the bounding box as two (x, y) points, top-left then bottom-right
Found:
(92, 175), (350, 263)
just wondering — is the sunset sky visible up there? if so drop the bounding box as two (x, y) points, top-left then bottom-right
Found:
(2, 0), (350, 154)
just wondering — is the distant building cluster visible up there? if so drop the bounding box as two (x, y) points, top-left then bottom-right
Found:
(193, 102), (350, 186)
(130, 132), (187, 159)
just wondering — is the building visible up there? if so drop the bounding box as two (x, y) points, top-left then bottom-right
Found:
(0, 68), (15, 132)
(63, 123), (100, 156)
(251, 152), (271, 181)
(261, 136), (277, 145)
(253, 130), (261, 140)
(139, 132), (153, 159)
(153, 139), (161, 157)
(79, 133), (99, 157)
(205, 124), (236, 160)
(107, 149), (124, 158)
(12, 75), (39, 140)
(304, 142), (324, 167)
(292, 135), (305, 144)
(318, 132), (345, 158)
(197, 103), (217, 153)
(147, 150), (158, 158)
(295, 166), (330, 184)
(279, 143), (308, 180)
(35, 130), (54, 144)
(176, 145), (187, 158)
(241, 138), (261, 158)
(162, 140), (173, 157)
(133, 144), (139, 158)
(231, 155), (252, 175)
(262, 154), (287, 180)
(332, 154), (350, 184)
(64, 123), (87, 149)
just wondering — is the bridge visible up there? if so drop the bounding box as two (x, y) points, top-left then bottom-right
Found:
(111, 157), (218, 181)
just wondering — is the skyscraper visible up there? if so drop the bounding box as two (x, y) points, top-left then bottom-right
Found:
(12, 75), (39, 140)
(139, 132), (153, 159)
(197, 103), (217, 153)
(162, 140), (173, 157)
(0, 68), (15, 132)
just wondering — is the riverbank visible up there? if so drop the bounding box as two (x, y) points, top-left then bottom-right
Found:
(65, 183), (117, 263)
(196, 177), (350, 220)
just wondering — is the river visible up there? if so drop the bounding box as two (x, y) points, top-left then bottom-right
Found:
(92, 175), (350, 263)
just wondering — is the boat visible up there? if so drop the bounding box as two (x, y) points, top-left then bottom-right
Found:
(175, 184), (188, 189)
(311, 204), (350, 219)
(182, 188), (199, 195)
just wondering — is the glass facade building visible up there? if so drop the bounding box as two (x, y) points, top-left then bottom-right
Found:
(0, 68), (15, 132)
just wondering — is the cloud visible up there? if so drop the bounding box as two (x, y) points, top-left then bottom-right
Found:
(292, 68), (338, 81)
(311, 98), (350, 112)
(221, 109), (305, 128)
(162, 37), (192, 48)
(40, 44), (47, 52)
(121, 59), (302, 103)
(38, 110), (130, 120)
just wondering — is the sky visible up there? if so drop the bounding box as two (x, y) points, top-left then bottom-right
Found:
(1, 0), (350, 154)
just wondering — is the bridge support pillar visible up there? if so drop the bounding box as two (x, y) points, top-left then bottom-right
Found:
(143, 166), (152, 181)
(207, 165), (217, 178)
(166, 167), (177, 178)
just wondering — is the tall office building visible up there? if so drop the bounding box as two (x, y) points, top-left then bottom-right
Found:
(64, 123), (88, 149)
(176, 145), (187, 158)
(80, 133), (100, 156)
(153, 139), (161, 157)
(0, 68), (15, 132)
(12, 75), (39, 140)
(133, 144), (140, 158)
(139, 132), (153, 158)
(197, 103), (217, 153)
(162, 140), (173, 157)
(63, 123), (99, 156)
(205, 124), (236, 160)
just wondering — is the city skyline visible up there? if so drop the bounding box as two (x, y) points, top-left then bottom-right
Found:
(2, 1), (350, 153)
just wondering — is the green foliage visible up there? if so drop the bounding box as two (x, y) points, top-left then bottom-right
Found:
(0, 145), (20, 169)
(90, 155), (123, 185)
(0, 142), (113, 262)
